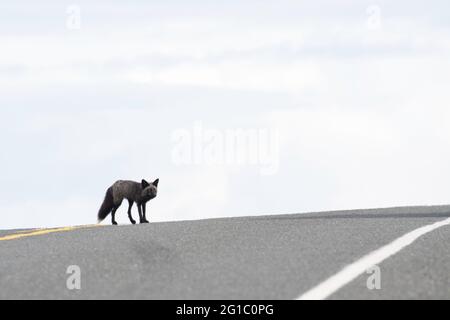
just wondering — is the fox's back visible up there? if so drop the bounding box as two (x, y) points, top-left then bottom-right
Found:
(111, 180), (141, 201)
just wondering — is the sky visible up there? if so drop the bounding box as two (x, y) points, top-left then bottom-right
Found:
(1, 1), (450, 229)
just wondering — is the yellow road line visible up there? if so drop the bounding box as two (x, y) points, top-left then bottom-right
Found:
(7, 228), (46, 236)
(0, 224), (101, 242)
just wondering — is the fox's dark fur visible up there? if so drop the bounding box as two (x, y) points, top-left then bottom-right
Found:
(98, 179), (159, 225)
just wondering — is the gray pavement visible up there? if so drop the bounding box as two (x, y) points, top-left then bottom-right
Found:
(0, 205), (449, 299)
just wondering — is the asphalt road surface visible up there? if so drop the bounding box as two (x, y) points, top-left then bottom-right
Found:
(0, 205), (449, 299)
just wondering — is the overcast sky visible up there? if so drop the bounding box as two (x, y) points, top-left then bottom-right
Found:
(1, 1), (450, 229)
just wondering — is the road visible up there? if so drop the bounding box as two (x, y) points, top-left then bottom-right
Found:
(0, 205), (449, 299)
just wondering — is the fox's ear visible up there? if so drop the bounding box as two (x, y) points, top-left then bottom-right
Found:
(153, 178), (159, 187)
(141, 179), (150, 189)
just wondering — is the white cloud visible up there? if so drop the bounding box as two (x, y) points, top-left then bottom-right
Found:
(1, 1), (450, 229)
(126, 60), (322, 93)
(265, 101), (450, 212)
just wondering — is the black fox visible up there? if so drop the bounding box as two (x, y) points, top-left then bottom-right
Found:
(98, 179), (159, 225)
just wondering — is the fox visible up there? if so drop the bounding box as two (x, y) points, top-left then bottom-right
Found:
(98, 178), (159, 225)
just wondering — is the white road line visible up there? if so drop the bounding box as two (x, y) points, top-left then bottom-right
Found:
(297, 217), (450, 300)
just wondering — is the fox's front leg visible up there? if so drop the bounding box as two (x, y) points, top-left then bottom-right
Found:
(141, 203), (149, 224)
(127, 200), (136, 225)
(137, 204), (143, 223)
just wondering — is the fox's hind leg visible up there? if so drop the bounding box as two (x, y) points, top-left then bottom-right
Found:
(127, 200), (136, 225)
(111, 199), (122, 225)
(111, 207), (118, 225)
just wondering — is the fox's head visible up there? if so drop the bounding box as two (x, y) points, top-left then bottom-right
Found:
(141, 178), (159, 200)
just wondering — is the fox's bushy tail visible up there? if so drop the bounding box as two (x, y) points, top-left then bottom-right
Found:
(98, 187), (114, 223)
